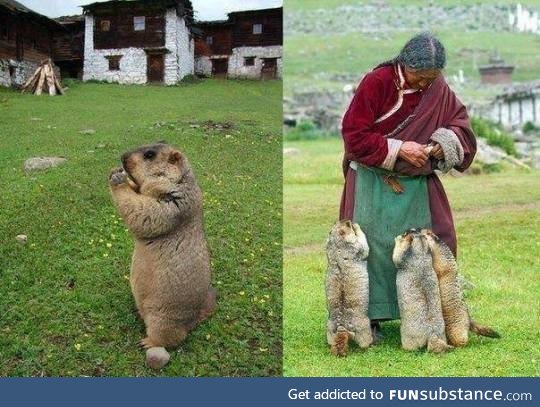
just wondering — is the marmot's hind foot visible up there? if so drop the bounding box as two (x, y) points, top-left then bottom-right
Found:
(427, 337), (453, 353)
(353, 331), (373, 349)
(138, 337), (158, 349)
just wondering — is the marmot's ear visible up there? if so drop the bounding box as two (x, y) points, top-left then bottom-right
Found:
(168, 151), (182, 164)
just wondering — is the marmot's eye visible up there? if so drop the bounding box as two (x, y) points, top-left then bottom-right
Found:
(143, 150), (156, 160)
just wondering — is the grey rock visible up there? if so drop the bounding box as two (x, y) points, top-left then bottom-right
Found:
(145, 347), (170, 370)
(284, 147), (301, 156)
(16, 234), (27, 245)
(474, 138), (507, 164)
(79, 129), (96, 135)
(24, 157), (67, 172)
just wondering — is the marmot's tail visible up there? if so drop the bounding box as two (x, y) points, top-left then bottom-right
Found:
(470, 320), (501, 338)
(331, 326), (349, 357)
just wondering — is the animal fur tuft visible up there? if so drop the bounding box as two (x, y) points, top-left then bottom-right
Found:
(470, 321), (501, 338)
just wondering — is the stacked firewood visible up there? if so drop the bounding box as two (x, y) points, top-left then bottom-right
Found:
(21, 59), (64, 96)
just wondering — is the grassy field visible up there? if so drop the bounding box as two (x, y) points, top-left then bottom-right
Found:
(287, 0), (540, 11)
(283, 138), (540, 377)
(0, 79), (282, 377)
(285, 0), (540, 99)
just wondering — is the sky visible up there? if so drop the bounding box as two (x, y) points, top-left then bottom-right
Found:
(17, 0), (283, 20)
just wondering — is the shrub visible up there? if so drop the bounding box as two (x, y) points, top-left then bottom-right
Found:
(522, 121), (539, 133)
(176, 74), (202, 85)
(471, 116), (516, 156)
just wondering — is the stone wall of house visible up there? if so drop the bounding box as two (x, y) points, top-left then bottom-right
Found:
(83, 15), (148, 84)
(163, 9), (178, 85)
(228, 45), (282, 79)
(0, 59), (59, 88)
(194, 56), (212, 77)
(83, 11), (194, 85)
(172, 12), (194, 80)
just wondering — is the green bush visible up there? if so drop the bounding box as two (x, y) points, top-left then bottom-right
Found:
(176, 74), (202, 85)
(522, 121), (539, 133)
(284, 120), (336, 141)
(471, 116), (517, 156)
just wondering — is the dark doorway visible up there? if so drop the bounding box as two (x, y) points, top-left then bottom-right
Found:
(261, 58), (278, 80)
(211, 58), (228, 78)
(147, 53), (164, 83)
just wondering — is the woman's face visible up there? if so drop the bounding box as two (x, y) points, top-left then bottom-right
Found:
(403, 66), (441, 90)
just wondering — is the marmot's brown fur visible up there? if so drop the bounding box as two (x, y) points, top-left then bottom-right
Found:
(420, 229), (500, 347)
(325, 220), (372, 356)
(109, 142), (216, 368)
(393, 229), (452, 353)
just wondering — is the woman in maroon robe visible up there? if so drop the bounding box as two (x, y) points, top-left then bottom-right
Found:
(340, 32), (476, 336)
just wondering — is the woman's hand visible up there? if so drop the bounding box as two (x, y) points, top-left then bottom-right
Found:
(398, 141), (429, 168)
(430, 143), (445, 160)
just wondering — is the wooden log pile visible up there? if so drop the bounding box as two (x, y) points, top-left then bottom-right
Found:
(21, 59), (64, 96)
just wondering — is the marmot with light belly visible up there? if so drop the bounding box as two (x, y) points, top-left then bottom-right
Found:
(325, 220), (372, 356)
(393, 229), (452, 353)
(420, 229), (500, 347)
(109, 142), (216, 369)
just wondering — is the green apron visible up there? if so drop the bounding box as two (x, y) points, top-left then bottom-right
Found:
(353, 164), (431, 320)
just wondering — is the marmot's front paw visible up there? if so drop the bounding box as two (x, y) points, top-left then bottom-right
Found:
(109, 167), (127, 186)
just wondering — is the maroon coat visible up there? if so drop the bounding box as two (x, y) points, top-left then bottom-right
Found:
(340, 64), (476, 255)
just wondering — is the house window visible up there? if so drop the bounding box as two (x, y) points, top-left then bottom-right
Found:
(206, 36), (213, 45)
(134, 16), (145, 31)
(253, 24), (262, 34)
(101, 20), (110, 31)
(106, 55), (122, 71)
(244, 57), (255, 66)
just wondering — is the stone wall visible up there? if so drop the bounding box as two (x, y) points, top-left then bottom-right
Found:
(83, 11), (194, 85)
(83, 15), (147, 84)
(0, 59), (58, 88)
(195, 56), (212, 77)
(228, 45), (282, 79)
(488, 96), (540, 127)
(172, 12), (194, 80)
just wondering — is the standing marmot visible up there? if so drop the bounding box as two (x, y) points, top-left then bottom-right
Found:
(325, 220), (372, 356)
(420, 229), (500, 346)
(109, 142), (216, 369)
(393, 229), (452, 353)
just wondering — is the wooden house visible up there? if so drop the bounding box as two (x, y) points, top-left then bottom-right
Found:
(53, 15), (85, 79)
(195, 7), (282, 80)
(82, 0), (195, 85)
(0, 0), (63, 88)
(194, 20), (232, 78)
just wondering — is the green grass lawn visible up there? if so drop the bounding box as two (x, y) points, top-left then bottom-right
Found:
(0, 79), (282, 377)
(283, 138), (540, 377)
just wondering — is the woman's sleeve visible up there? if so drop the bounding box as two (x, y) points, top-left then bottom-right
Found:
(448, 123), (476, 172)
(431, 104), (477, 173)
(342, 74), (394, 167)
